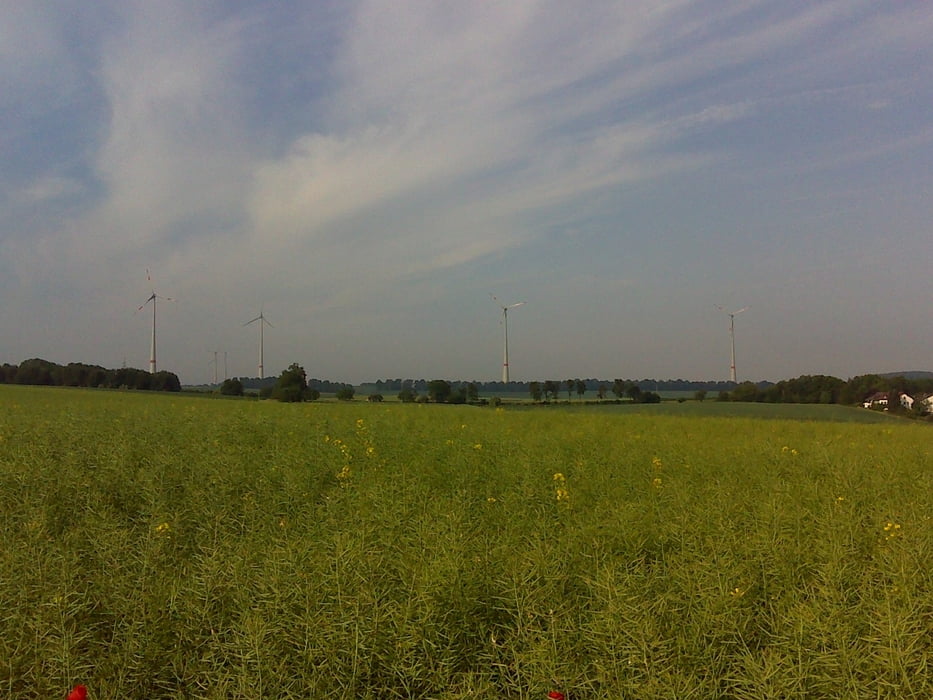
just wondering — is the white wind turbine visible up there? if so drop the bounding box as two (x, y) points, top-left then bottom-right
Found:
(492, 295), (525, 383)
(136, 270), (174, 374)
(715, 304), (749, 383)
(244, 308), (272, 379)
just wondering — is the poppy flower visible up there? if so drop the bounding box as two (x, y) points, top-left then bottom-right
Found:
(547, 692), (565, 700)
(67, 685), (87, 700)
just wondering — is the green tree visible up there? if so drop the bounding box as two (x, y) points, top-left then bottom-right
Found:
(612, 379), (625, 399)
(597, 383), (607, 400)
(543, 380), (560, 401)
(220, 378), (244, 396)
(335, 386), (356, 401)
(273, 363), (308, 402)
(576, 379), (586, 400)
(398, 387), (418, 403)
(427, 380), (452, 403)
(694, 390), (707, 402)
(529, 381), (542, 402)
(565, 379), (575, 400)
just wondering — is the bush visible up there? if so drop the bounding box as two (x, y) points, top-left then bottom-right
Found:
(219, 378), (244, 396)
(335, 386), (356, 401)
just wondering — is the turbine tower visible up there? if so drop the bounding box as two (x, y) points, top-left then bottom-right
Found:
(244, 308), (272, 379)
(715, 304), (749, 383)
(137, 270), (173, 374)
(492, 295), (525, 383)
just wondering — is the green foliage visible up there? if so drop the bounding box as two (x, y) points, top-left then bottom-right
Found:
(219, 378), (244, 396)
(427, 379), (451, 403)
(694, 389), (707, 402)
(335, 386), (356, 401)
(529, 381), (542, 402)
(612, 378), (625, 399)
(272, 363), (308, 403)
(2, 385), (933, 697)
(397, 387), (418, 403)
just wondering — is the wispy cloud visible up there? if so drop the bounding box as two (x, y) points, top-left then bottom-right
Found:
(2, 1), (932, 381)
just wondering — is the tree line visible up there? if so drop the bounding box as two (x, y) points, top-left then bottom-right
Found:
(0, 358), (181, 392)
(717, 374), (933, 408)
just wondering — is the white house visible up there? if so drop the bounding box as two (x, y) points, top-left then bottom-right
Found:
(863, 391), (915, 411)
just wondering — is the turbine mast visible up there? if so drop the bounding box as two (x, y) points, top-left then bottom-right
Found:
(138, 271), (172, 374)
(245, 309), (272, 380)
(492, 296), (525, 383)
(715, 305), (748, 383)
(150, 294), (157, 374)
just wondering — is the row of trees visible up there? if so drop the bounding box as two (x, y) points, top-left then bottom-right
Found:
(0, 358), (180, 392)
(717, 374), (933, 406)
(528, 379), (661, 403)
(367, 377), (751, 394)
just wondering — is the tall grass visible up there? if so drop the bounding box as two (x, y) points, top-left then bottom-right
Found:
(1, 385), (931, 698)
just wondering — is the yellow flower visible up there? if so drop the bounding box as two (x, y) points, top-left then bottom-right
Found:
(652, 456), (662, 469)
(836, 495), (845, 503)
(652, 477), (662, 488)
(883, 521), (902, 539)
(487, 496), (497, 503)
(155, 522), (170, 533)
(356, 419), (365, 430)
(730, 587), (745, 598)
(556, 487), (570, 502)
(553, 472), (565, 482)
(365, 446), (376, 457)
(473, 443), (483, 450)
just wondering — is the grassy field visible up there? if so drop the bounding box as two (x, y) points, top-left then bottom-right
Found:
(2, 385), (932, 698)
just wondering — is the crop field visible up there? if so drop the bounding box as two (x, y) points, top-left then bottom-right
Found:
(2, 385), (932, 699)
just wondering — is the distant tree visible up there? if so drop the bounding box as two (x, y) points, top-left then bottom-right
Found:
(640, 391), (661, 404)
(367, 393), (384, 402)
(14, 358), (57, 386)
(273, 363), (309, 402)
(529, 381), (542, 402)
(398, 387), (417, 403)
(730, 381), (761, 402)
(467, 382), (479, 403)
(597, 383), (607, 400)
(335, 386), (356, 401)
(565, 379), (575, 400)
(694, 390), (707, 402)
(427, 380), (452, 403)
(543, 380), (560, 401)
(612, 379), (625, 399)
(151, 371), (181, 392)
(625, 382), (642, 402)
(220, 378), (244, 396)
(576, 379), (586, 400)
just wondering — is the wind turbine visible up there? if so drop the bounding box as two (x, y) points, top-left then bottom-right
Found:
(136, 270), (174, 374)
(492, 295), (525, 383)
(715, 304), (749, 383)
(244, 308), (272, 379)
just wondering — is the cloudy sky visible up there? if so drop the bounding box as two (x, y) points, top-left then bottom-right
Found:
(3, 1), (932, 385)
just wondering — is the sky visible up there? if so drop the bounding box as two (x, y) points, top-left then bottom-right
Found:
(2, 1), (932, 386)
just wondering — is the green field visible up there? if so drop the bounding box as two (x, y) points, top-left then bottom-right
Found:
(2, 385), (932, 698)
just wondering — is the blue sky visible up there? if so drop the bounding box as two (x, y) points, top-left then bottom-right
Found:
(2, 1), (932, 385)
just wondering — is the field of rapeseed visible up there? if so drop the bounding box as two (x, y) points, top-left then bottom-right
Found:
(1, 385), (932, 698)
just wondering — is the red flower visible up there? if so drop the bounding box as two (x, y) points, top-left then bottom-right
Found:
(547, 692), (565, 700)
(67, 685), (87, 700)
